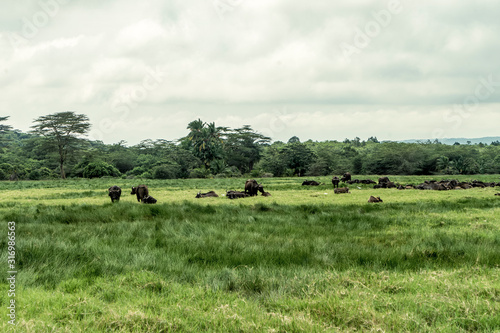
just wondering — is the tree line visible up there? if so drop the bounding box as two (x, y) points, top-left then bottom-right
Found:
(1, 112), (499, 180)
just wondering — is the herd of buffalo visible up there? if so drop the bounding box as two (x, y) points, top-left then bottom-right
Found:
(107, 184), (157, 204)
(107, 172), (500, 204)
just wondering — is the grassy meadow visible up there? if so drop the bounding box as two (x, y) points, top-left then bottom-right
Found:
(0, 175), (499, 332)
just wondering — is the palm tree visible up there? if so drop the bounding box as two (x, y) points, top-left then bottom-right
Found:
(187, 119), (224, 169)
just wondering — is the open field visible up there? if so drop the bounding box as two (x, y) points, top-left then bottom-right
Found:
(1, 175), (499, 332)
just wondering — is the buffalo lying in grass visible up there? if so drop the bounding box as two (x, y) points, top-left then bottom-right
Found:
(142, 195), (157, 204)
(368, 196), (383, 203)
(374, 182), (396, 189)
(195, 191), (219, 198)
(302, 180), (320, 186)
(334, 187), (350, 194)
(227, 190), (249, 199)
(261, 191), (272, 197)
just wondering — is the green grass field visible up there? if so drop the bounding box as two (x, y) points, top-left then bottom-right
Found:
(0, 175), (499, 332)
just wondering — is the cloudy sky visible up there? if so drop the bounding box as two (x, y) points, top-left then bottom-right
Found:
(1, 0), (499, 145)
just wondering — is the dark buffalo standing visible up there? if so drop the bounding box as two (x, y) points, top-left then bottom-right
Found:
(378, 177), (390, 184)
(332, 176), (340, 188)
(195, 191), (219, 198)
(142, 195), (157, 204)
(227, 190), (249, 199)
(131, 185), (149, 202)
(368, 196), (383, 203)
(334, 187), (350, 194)
(302, 180), (320, 186)
(341, 172), (351, 182)
(108, 185), (122, 203)
(244, 179), (264, 196)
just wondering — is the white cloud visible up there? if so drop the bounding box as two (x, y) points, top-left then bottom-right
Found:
(1, 0), (500, 144)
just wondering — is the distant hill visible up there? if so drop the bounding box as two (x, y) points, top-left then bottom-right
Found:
(399, 137), (500, 145)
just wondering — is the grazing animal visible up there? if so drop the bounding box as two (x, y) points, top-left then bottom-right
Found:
(302, 180), (320, 186)
(142, 195), (157, 204)
(261, 191), (272, 197)
(341, 172), (351, 182)
(131, 185), (149, 202)
(332, 176), (340, 188)
(495, 193), (500, 196)
(334, 187), (350, 194)
(108, 185), (122, 203)
(195, 191), (219, 198)
(378, 177), (390, 184)
(226, 190), (249, 199)
(244, 179), (264, 196)
(368, 196), (383, 203)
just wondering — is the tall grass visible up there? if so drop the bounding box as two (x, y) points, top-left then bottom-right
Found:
(0, 176), (499, 332)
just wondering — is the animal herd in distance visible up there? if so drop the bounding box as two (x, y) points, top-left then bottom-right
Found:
(107, 173), (500, 204)
(107, 184), (157, 204)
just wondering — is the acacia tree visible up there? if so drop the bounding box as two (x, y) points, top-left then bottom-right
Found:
(223, 125), (271, 173)
(31, 112), (91, 179)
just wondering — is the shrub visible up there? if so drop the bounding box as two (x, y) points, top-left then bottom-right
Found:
(215, 166), (242, 178)
(28, 169), (41, 180)
(38, 167), (57, 179)
(139, 171), (153, 179)
(0, 163), (13, 173)
(152, 164), (179, 179)
(250, 169), (261, 178)
(82, 162), (121, 178)
(128, 166), (147, 176)
(0, 169), (6, 180)
(189, 168), (209, 179)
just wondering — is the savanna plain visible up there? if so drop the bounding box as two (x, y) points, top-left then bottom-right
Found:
(0, 175), (499, 332)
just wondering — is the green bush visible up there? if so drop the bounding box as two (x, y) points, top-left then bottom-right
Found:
(0, 169), (6, 180)
(128, 166), (147, 176)
(39, 167), (57, 179)
(189, 168), (209, 179)
(0, 163), (13, 173)
(215, 166), (242, 178)
(152, 164), (179, 179)
(82, 162), (121, 178)
(28, 169), (41, 180)
(139, 171), (153, 179)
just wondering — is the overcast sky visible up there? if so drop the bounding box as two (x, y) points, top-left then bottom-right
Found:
(1, 0), (499, 145)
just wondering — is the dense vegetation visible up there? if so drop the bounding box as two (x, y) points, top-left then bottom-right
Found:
(0, 176), (499, 331)
(2, 114), (500, 182)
